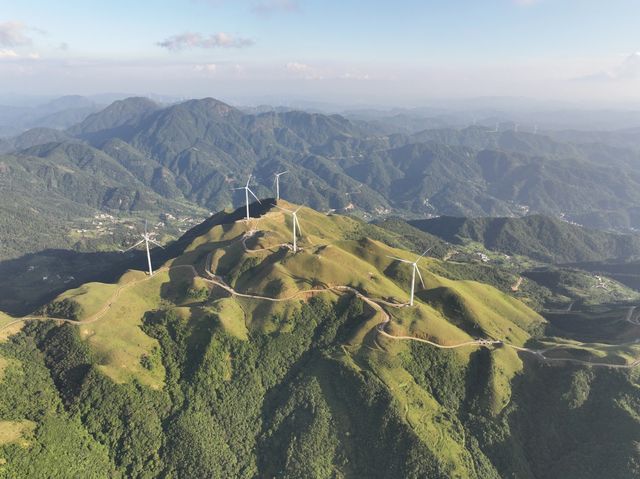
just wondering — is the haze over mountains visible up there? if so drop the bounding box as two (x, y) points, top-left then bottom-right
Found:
(0, 95), (103, 138)
(2, 95), (640, 261)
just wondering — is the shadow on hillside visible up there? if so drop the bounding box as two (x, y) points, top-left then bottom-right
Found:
(0, 249), (130, 316)
(0, 199), (277, 316)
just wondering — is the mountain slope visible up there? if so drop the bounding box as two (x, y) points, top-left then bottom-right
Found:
(69, 97), (640, 224)
(409, 214), (640, 263)
(4, 96), (640, 261)
(1, 203), (638, 478)
(0, 139), (207, 259)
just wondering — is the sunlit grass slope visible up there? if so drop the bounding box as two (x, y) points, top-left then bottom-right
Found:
(14, 201), (640, 477)
(38, 202), (546, 418)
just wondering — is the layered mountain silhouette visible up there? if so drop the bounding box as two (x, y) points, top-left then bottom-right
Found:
(2, 96), (640, 259)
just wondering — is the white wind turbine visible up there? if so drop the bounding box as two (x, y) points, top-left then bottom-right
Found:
(233, 174), (261, 220)
(274, 170), (288, 202)
(491, 122), (499, 133)
(387, 248), (432, 306)
(123, 220), (163, 276)
(276, 205), (303, 252)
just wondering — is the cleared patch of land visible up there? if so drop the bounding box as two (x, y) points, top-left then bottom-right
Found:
(0, 420), (35, 447)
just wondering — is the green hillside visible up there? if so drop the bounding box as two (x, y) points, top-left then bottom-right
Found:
(409, 214), (640, 263)
(1, 203), (638, 478)
(4, 96), (640, 260)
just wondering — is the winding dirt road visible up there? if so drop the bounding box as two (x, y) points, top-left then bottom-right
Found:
(2, 230), (639, 369)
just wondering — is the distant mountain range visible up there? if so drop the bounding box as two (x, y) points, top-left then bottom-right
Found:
(408, 214), (640, 263)
(2, 95), (640, 259)
(0, 95), (103, 137)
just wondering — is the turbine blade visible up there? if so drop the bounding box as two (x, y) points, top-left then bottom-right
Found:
(247, 187), (262, 204)
(415, 266), (425, 288)
(274, 204), (290, 213)
(294, 205), (303, 213)
(148, 239), (164, 249)
(294, 215), (302, 235)
(246, 174), (252, 187)
(386, 255), (412, 264)
(123, 239), (145, 252)
(418, 247), (433, 259)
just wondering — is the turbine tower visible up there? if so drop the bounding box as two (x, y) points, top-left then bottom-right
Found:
(387, 248), (432, 306)
(233, 174), (261, 221)
(274, 170), (288, 202)
(123, 220), (163, 276)
(276, 205), (303, 252)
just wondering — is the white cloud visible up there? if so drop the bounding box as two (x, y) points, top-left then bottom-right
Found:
(613, 52), (640, 80)
(577, 52), (640, 82)
(340, 71), (370, 80)
(285, 62), (371, 81)
(286, 62), (324, 79)
(0, 21), (33, 47)
(157, 32), (254, 51)
(286, 61), (313, 73)
(0, 49), (42, 60)
(0, 49), (19, 58)
(194, 63), (217, 72)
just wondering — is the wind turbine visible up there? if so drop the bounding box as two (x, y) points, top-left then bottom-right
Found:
(491, 122), (499, 133)
(387, 248), (432, 306)
(123, 220), (163, 276)
(233, 174), (261, 220)
(276, 205), (303, 252)
(274, 170), (288, 202)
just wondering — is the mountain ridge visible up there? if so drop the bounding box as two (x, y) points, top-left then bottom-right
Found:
(1, 201), (638, 478)
(3, 95), (640, 261)
(409, 214), (640, 263)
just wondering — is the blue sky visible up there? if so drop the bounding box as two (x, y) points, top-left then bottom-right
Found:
(1, 0), (640, 106)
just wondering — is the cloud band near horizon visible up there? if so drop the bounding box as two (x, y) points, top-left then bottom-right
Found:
(157, 32), (254, 51)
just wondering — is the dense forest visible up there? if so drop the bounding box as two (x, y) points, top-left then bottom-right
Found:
(1, 299), (638, 478)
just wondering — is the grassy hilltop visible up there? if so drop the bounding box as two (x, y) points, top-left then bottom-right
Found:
(0, 202), (639, 478)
